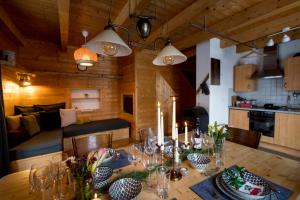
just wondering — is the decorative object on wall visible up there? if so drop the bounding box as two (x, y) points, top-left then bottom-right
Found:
(86, 0), (132, 57)
(16, 72), (35, 86)
(211, 58), (220, 85)
(74, 31), (97, 71)
(129, 0), (156, 40)
(196, 74), (210, 95)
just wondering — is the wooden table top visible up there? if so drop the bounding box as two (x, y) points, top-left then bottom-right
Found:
(1, 141), (300, 200)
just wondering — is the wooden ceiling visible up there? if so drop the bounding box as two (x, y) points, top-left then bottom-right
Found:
(1, 0), (300, 52)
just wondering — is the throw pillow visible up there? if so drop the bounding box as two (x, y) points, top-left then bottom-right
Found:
(14, 106), (35, 115)
(40, 111), (61, 130)
(22, 112), (41, 127)
(59, 109), (76, 127)
(34, 102), (66, 112)
(21, 115), (40, 137)
(6, 115), (22, 131)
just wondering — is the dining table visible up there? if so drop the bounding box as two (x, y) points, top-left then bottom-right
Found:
(1, 138), (300, 200)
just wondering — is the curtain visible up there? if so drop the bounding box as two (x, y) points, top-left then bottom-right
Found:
(0, 65), (10, 177)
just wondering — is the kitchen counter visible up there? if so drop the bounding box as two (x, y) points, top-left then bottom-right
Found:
(229, 106), (300, 115)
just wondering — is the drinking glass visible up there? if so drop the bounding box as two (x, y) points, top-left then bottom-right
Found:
(144, 134), (157, 155)
(29, 161), (52, 194)
(128, 144), (141, 166)
(50, 161), (68, 200)
(156, 166), (170, 200)
(142, 152), (158, 189)
(33, 165), (52, 200)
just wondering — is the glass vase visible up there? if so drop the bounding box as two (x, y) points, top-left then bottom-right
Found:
(74, 178), (92, 200)
(214, 138), (225, 169)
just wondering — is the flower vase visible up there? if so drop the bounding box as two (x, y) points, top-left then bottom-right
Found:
(214, 138), (225, 169)
(74, 179), (92, 200)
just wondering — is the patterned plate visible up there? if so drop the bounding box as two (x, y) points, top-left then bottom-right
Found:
(221, 171), (272, 200)
(215, 174), (245, 200)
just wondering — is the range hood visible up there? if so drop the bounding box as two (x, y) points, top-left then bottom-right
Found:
(251, 45), (283, 79)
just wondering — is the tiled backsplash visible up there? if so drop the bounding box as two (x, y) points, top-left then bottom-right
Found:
(236, 78), (300, 107)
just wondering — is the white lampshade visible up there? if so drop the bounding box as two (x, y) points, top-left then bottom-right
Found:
(267, 38), (274, 47)
(153, 43), (187, 66)
(86, 28), (132, 57)
(282, 34), (291, 43)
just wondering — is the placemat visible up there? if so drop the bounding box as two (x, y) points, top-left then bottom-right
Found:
(101, 149), (131, 170)
(190, 166), (293, 200)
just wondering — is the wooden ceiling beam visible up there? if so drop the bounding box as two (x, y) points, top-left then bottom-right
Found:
(57, 0), (70, 50)
(175, 0), (300, 50)
(0, 6), (26, 46)
(144, 0), (220, 43)
(236, 29), (300, 53)
(113, 0), (149, 26)
(221, 7), (300, 48)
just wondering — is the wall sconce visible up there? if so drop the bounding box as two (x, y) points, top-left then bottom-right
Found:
(16, 72), (35, 86)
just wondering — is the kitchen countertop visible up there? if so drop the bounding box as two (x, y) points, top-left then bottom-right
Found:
(229, 106), (300, 115)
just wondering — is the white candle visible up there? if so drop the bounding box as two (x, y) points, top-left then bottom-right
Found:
(157, 102), (161, 146)
(175, 139), (179, 163)
(184, 121), (188, 145)
(172, 97), (176, 140)
(175, 123), (178, 140)
(92, 193), (101, 200)
(160, 112), (164, 150)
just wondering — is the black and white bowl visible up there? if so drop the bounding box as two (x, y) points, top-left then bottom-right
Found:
(109, 178), (142, 200)
(93, 166), (113, 189)
(187, 153), (211, 171)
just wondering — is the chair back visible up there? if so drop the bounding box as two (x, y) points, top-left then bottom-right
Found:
(227, 127), (261, 149)
(72, 133), (112, 158)
(138, 128), (155, 143)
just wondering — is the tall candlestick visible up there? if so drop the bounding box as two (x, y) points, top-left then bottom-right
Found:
(184, 121), (188, 145)
(157, 102), (161, 146)
(172, 97), (176, 140)
(160, 112), (164, 151)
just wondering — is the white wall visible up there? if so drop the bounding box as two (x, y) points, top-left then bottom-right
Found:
(196, 38), (239, 124)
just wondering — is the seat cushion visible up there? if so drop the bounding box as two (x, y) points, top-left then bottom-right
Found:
(63, 118), (130, 138)
(9, 129), (63, 160)
(40, 111), (61, 130)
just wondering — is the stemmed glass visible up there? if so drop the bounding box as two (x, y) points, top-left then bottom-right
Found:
(50, 161), (68, 200)
(128, 144), (141, 166)
(142, 152), (158, 190)
(33, 164), (52, 200)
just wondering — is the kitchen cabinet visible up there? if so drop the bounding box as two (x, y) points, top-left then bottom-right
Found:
(274, 113), (300, 151)
(233, 64), (257, 92)
(229, 109), (249, 130)
(284, 57), (300, 91)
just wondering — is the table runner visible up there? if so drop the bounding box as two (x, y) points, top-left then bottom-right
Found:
(190, 166), (293, 200)
(101, 149), (131, 170)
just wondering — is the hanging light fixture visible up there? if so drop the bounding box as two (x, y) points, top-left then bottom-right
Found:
(153, 39), (187, 66)
(74, 31), (97, 71)
(86, 0), (132, 57)
(267, 38), (274, 47)
(282, 34), (291, 43)
(16, 72), (35, 87)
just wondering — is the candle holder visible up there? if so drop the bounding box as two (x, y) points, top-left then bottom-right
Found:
(169, 139), (182, 181)
(156, 144), (164, 165)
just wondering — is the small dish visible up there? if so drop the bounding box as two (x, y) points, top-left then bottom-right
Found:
(187, 153), (211, 171)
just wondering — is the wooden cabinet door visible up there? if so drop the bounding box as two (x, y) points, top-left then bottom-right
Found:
(233, 64), (257, 92)
(274, 113), (300, 150)
(229, 109), (249, 130)
(284, 57), (300, 91)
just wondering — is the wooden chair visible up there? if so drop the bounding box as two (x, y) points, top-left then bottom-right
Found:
(72, 133), (113, 157)
(227, 127), (262, 149)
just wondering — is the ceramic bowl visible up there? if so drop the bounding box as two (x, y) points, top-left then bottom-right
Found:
(187, 153), (211, 171)
(93, 166), (113, 189)
(109, 178), (142, 200)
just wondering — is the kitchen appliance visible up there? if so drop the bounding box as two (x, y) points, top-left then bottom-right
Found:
(249, 111), (275, 137)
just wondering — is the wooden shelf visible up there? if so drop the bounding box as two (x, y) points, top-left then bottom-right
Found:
(71, 97), (99, 100)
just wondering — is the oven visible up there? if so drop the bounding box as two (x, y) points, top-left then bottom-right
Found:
(249, 111), (275, 137)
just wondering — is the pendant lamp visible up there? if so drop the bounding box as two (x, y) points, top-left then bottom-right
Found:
(74, 31), (97, 71)
(86, 21), (132, 57)
(153, 40), (187, 66)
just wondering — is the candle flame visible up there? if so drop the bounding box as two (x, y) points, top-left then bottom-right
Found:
(161, 112), (163, 115)
(185, 121), (187, 126)
(94, 193), (98, 198)
(176, 123), (178, 128)
(157, 102), (160, 107)
(172, 97), (176, 101)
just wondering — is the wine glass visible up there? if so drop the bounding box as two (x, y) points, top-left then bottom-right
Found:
(33, 165), (52, 200)
(29, 161), (52, 194)
(128, 144), (141, 166)
(142, 152), (158, 190)
(144, 134), (157, 155)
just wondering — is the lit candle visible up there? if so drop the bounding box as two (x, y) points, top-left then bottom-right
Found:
(157, 102), (161, 146)
(184, 121), (188, 145)
(172, 97), (176, 140)
(160, 112), (164, 151)
(175, 139), (179, 163)
(92, 193), (101, 200)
